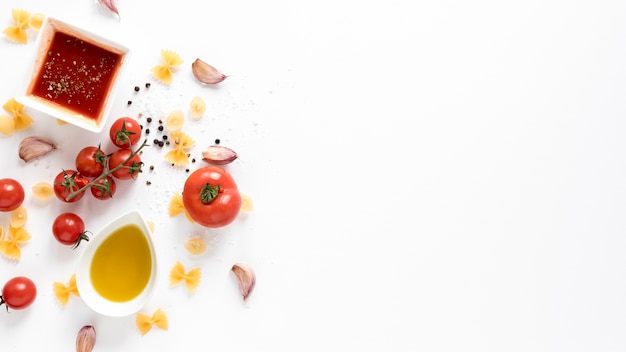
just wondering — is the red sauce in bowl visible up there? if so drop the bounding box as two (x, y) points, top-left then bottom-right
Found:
(28, 31), (122, 120)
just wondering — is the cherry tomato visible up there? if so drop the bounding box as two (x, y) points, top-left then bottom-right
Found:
(0, 178), (25, 212)
(182, 166), (242, 228)
(52, 212), (89, 248)
(109, 117), (142, 149)
(75, 146), (106, 178)
(53, 170), (89, 203)
(90, 175), (116, 200)
(108, 149), (142, 180)
(0, 276), (37, 310)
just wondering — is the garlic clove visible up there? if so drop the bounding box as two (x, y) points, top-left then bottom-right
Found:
(18, 136), (57, 162)
(192, 58), (228, 85)
(96, 0), (120, 18)
(231, 263), (256, 302)
(76, 325), (96, 352)
(202, 145), (238, 165)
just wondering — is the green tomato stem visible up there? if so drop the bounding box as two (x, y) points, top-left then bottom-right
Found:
(200, 183), (220, 204)
(65, 140), (149, 201)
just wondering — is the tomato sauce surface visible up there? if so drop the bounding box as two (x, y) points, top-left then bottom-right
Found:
(29, 31), (121, 119)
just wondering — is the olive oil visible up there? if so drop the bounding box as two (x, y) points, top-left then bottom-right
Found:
(90, 224), (151, 302)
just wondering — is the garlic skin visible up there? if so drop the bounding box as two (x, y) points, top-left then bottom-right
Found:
(231, 263), (256, 302)
(192, 58), (227, 85)
(18, 136), (56, 162)
(76, 325), (96, 352)
(202, 145), (238, 165)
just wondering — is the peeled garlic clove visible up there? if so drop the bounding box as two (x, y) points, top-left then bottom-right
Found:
(19, 136), (57, 162)
(202, 145), (238, 165)
(76, 325), (96, 352)
(231, 263), (256, 302)
(192, 58), (227, 85)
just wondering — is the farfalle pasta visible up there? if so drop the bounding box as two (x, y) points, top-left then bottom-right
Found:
(150, 49), (183, 84)
(136, 308), (169, 335)
(168, 192), (194, 222)
(0, 225), (31, 260)
(53, 274), (79, 307)
(3, 9), (30, 43)
(164, 131), (194, 166)
(2, 98), (33, 131)
(169, 261), (201, 292)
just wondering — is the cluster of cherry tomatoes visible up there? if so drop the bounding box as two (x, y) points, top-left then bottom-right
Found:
(54, 117), (144, 203)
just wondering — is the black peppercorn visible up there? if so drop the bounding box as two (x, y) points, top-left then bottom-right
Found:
(127, 100), (132, 106)
(162, 135), (168, 140)
(145, 82), (151, 88)
(215, 138), (220, 144)
(134, 86), (140, 92)
(158, 125), (164, 132)
(147, 117), (152, 123)
(145, 128), (150, 134)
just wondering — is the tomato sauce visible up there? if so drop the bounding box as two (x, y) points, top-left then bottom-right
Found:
(28, 31), (122, 120)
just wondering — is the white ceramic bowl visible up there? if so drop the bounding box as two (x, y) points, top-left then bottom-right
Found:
(76, 210), (158, 317)
(16, 17), (130, 133)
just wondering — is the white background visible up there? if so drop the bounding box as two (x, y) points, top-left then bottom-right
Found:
(0, 0), (625, 351)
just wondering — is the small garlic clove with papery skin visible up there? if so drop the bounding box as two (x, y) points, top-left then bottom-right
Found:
(18, 136), (57, 162)
(202, 145), (238, 165)
(231, 263), (256, 302)
(76, 325), (96, 352)
(192, 58), (228, 85)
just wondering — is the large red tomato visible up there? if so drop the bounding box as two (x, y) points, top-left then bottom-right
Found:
(182, 166), (241, 228)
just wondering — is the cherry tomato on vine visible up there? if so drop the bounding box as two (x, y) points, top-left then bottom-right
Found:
(182, 166), (242, 228)
(108, 149), (142, 180)
(90, 175), (116, 200)
(75, 145), (107, 178)
(52, 212), (90, 248)
(0, 178), (25, 212)
(53, 170), (89, 203)
(109, 117), (142, 149)
(0, 276), (37, 310)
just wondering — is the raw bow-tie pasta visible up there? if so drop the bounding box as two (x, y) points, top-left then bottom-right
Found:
(168, 192), (194, 222)
(164, 131), (194, 166)
(2, 8), (30, 43)
(2, 98), (33, 131)
(53, 274), (79, 307)
(136, 308), (169, 335)
(150, 49), (183, 84)
(169, 261), (201, 292)
(0, 225), (31, 260)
